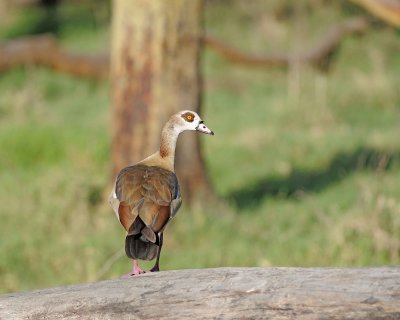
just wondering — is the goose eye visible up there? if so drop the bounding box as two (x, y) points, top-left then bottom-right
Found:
(182, 112), (195, 122)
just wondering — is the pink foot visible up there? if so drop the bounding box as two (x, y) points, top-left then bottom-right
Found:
(120, 260), (145, 278)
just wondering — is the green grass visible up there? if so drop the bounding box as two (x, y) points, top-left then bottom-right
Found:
(0, 1), (400, 293)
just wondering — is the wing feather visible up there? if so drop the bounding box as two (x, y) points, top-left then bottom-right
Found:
(113, 165), (181, 233)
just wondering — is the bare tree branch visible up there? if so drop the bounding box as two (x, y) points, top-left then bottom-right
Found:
(350, 0), (400, 27)
(202, 17), (369, 71)
(0, 34), (109, 78)
(0, 17), (369, 78)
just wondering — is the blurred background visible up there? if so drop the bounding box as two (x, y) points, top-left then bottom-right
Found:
(0, 0), (399, 294)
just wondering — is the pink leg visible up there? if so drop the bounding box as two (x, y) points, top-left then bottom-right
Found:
(120, 260), (145, 278)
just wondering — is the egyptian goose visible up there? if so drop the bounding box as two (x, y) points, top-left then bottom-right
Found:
(109, 110), (214, 276)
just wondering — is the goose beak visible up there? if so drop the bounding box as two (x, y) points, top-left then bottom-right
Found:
(196, 121), (214, 135)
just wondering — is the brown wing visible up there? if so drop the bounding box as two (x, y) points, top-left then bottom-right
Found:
(115, 165), (181, 234)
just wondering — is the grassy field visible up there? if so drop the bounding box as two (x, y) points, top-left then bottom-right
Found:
(1, 1), (399, 293)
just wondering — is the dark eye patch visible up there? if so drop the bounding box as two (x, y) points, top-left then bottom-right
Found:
(181, 112), (195, 122)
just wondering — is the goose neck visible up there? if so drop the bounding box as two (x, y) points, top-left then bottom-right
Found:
(159, 122), (180, 161)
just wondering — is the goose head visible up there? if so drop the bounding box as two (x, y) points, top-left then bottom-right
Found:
(172, 110), (214, 135)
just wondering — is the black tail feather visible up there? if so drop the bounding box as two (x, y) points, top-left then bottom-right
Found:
(125, 234), (158, 260)
(125, 217), (159, 260)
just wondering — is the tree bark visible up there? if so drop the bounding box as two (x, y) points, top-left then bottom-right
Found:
(111, 0), (212, 200)
(1, 267), (399, 319)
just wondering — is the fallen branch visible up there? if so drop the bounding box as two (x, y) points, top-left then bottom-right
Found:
(0, 17), (368, 78)
(0, 267), (399, 319)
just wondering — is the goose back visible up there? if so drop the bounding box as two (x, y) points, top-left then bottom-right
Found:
(114, 164), (181, 236)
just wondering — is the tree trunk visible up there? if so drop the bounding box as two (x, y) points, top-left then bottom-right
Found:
(111, 0), (212, 200)
(1, 267), (399, 319)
